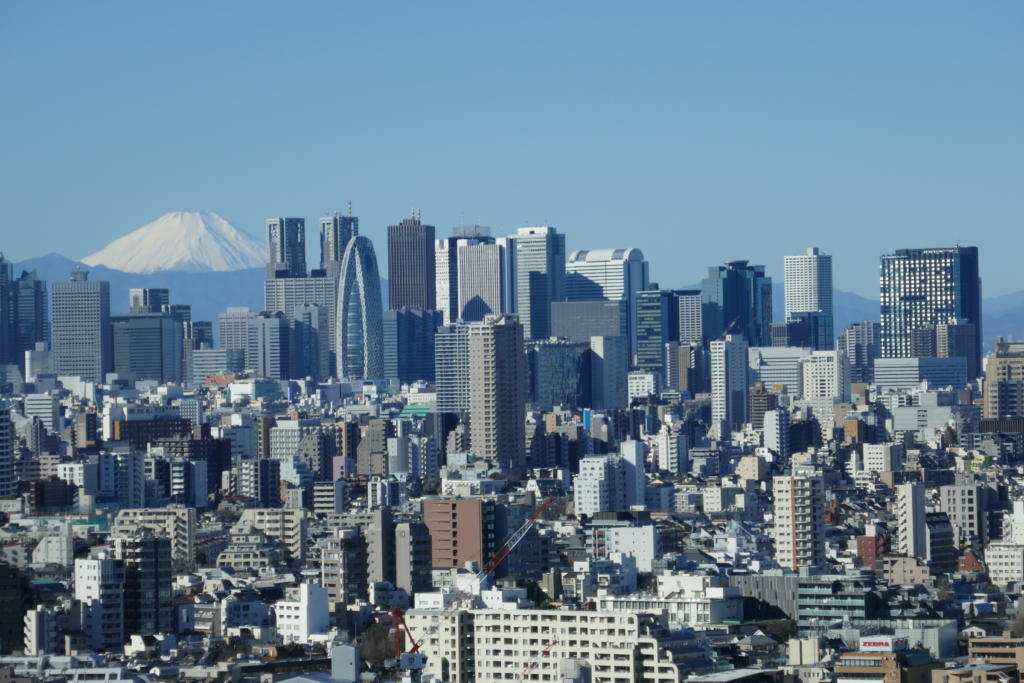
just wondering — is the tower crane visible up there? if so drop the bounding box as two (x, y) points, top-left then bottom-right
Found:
(390, 495), (557, 679)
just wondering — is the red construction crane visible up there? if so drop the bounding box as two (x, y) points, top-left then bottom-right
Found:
(392, 495), (556, 661)
(718, 315), (741, 341)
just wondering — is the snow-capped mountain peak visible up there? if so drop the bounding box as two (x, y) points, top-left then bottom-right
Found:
(82, 210), (266, 273)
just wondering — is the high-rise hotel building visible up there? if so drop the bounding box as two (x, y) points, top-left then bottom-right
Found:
(879, 246), (981, 380)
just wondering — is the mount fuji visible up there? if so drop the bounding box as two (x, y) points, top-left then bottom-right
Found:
(82, 210), (266, 273)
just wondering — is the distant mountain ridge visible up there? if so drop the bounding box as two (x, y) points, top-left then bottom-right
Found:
(17, 253), (265, 327)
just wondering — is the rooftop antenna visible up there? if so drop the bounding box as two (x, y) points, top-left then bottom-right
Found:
(347, 201), (353, 217)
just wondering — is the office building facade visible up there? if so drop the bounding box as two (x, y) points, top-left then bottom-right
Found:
(52, 269), (111, 383)
(382, 307), (442, 385)
(711, 334), (749, 436)
(513, 226), (565, 340)
(784, 247), (833, 349)
(566, 248), (649, 357)
(388, 216), (436, 310)
(702, 260), (772, 347)
(319, 211), (358, 279)
(879, 246), (981, 379)
(266, 217), (307, 279)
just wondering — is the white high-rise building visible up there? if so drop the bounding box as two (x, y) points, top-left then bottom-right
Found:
(654, 425), (688, 474)
(436, 227), (516, 324)
(772, 473), (825, 570)
(896, 481), (926, 559)
(799, 350), (850, 437)
(784, 247), (833, 339)
(711, 334), (750, 437)
(457, 239), (514, 322)
(566, 248), (649, 356)
(763, 408), (790, 458)
(573, 441), (646, 517)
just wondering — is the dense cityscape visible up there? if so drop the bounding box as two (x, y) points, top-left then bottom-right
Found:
(0, 207), (1021, 683)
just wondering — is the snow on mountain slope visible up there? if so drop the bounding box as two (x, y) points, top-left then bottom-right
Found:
(82, 211), (266, 273)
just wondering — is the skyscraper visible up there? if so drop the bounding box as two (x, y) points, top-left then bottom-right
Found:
(12, 268), (48, 363)
(589, 335), (628, 410)
(52, 268), (111, 383)
(0, 401), (14, 497)
(634, 290), (679, 375)
(711, 334), (749, 437)
(388, 215), (436, 310)
(336, 235), (384, 380)
(218, 306), (257, 353)
(265, 277), (337, 373)
(110, 313), (183, 383)
(513, 226), (566, 340)
(266, 217), (307, 279)
(382, 308), (442, 385)
(319, 211), (358, 279)
(800, 350), (850, 438)
(457, 238), (513, 322)
(246, 312), (291, 380)
(565, 248), (649, 357)
(265, 213), (344, 373)
(879, 246), (981, 380)
(702, 260), (772, 347)
(434, 322), (471, 414)
(0, 256), (12, 365)
(468, 315), (526, 470)
(128, 288), (170, 314)
(784, 247), (833, 349)
(436, 227), (480, 322)
(291, 303), (331, 381)
(526, 338), (591, 410)
(838, 321), (880, 384)
(676, 290), (703, 345)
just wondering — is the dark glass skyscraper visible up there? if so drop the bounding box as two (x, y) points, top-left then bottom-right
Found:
(635, 290), (680, 375)
(388, 216), (436, 310)
(701, 260), (773, 347)
(383, 308), (442, 385)
(266, 217), (307, 279)
(336, 236), (384, 380)
(879, 246), (981, 379)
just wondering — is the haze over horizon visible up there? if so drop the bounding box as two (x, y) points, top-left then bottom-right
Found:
(2, 1), (1022, 297)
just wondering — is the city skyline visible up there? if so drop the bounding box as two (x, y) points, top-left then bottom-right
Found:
(2, 2), (1022, 297)
(4, 5), (1024, 681)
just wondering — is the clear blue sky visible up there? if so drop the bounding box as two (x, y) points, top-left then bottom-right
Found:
(1, 2), (1021, 297)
